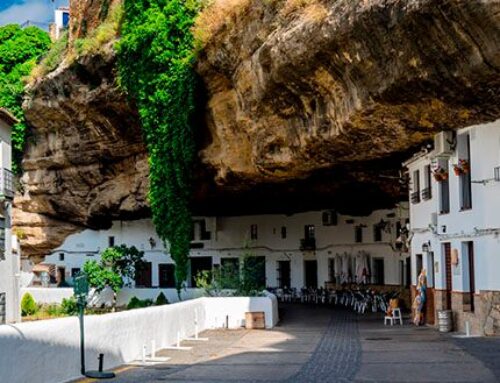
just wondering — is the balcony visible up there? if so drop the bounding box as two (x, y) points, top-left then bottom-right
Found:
(300, 238), (316, 251)
(421, 187), (432, 201)
(410, 191), (420, 204)
(0, 169), (14, 200)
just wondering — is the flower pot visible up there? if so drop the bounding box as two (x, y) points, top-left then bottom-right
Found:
(453, 167), (463, 176)
(434, 174), (443, 182)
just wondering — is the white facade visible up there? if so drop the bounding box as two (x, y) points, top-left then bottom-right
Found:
(0, 109), (18, 324)
(405, 119), (500, 333)
(406, 119), (500, 292)
(42, 205), (410, 291)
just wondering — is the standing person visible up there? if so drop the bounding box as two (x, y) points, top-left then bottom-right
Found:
(415, 269), (427, 325)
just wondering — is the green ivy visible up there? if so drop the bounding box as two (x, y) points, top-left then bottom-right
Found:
(0, 25), (51, 173)
(117, 0), (201, 296)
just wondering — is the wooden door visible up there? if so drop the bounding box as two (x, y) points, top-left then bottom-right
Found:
(136, 262), (152, 288)
(468, 242), (475, 312)
(443, 243), (452, 310)
(158, 263), (175, 288)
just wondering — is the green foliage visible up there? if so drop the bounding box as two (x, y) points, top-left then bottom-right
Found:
(127, 296), (153, 310)
(21, 292), (38, 316)
(31, 30), (69, 79)
(117, 0), (202, 295)
(0, 25), (50, 172)
(61, 296), (79, 316)
(155, 292), (169, 305)
(83, 245), (145, 293)
(195, 252), (265, 297)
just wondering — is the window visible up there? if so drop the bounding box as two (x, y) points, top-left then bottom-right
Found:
(250, 225), (258, 240)
(322, 210), (337, 226)
(59, 253), (65, 261)
(373, 225), (382, 242)
(108, 236), (115, 247)
(355, 226), (363, 243)
(411, 170), (420, 203)
(0, 292), (5, 325)
(0, 217), (5, 260)
(304, 225), (315, 240)
(459, 134), (472, 210)
(281, 226), (287, 239)
(192, 219), (211, 241)
(439, 160), (450, 214)
(71, 268), (81, 277)
(422, 165), (432, 200)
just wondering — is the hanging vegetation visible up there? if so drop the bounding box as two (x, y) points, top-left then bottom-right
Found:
(117, 0), (201, 295)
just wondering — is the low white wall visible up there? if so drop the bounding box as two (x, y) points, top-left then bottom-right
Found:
(21, 287), (205, 306)
(0, 295), (278, 383)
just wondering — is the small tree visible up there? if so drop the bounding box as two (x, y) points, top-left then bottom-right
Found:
(83, 245), (145, 293)
(21, 292), (38, 316)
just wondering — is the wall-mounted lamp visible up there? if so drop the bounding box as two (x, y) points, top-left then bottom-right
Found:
(421, 241), (431, 253)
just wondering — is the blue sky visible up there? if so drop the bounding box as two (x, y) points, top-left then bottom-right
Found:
(0, 0), (68, 27)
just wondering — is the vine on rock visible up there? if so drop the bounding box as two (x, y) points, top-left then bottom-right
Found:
(117, 0), (200, 295)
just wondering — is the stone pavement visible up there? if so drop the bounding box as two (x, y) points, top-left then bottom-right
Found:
(81, 304), (499, 383)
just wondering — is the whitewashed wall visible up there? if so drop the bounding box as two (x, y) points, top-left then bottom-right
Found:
(406, 119), (500, 291)
(41, 206), (409, 290)
(0, 296), (278, 383)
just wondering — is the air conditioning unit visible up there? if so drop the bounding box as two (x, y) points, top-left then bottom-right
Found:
(433, 131), (454, 157)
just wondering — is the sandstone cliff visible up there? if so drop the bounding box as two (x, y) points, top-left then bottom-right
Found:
(16, 0), (500, 258)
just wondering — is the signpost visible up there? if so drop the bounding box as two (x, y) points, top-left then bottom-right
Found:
(73, 272), (115, 379)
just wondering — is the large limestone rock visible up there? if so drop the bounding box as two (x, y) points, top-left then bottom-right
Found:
(15, 0), (500, 258)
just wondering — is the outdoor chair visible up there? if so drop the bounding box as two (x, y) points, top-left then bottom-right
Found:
(384, 307), (403, 326)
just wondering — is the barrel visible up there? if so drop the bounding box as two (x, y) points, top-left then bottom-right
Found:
(437, 310), (453, 332)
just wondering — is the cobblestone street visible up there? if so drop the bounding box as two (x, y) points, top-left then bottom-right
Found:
(79, 304), (499, 383)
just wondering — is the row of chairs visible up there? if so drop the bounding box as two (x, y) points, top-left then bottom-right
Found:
(269, 286), (400, 315)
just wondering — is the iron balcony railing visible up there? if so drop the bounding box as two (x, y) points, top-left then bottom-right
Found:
(410, 191), (420, 204)
(0, 169), (14, 199)
(421, 187), (432, 201)
(300, 238), (316, 251)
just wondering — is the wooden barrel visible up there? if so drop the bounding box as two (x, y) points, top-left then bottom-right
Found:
(437, 310), (453, 332)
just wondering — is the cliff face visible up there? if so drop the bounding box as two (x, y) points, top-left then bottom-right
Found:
(16, 0), (500, 258)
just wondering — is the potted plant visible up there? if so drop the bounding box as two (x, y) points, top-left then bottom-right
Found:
(453, 159), (470, 176)
(433, 166), (448, 182)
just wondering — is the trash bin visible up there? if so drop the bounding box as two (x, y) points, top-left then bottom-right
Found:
(437, 310), (453, 332)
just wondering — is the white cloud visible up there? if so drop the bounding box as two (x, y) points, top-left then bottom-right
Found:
(0, 0), (55, 27)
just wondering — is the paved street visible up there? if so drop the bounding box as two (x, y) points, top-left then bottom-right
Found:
(82, 304), (499, 383)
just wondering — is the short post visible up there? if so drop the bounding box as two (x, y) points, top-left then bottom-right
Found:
(465, 321), (471, 337)
(142, 345), (147, 363)
(151, 340), (156, 359)
(98, 354), (104, 372)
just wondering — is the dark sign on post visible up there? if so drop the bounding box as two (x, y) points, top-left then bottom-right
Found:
(73, 272), (115, 379)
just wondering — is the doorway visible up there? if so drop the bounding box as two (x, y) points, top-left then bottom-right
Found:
(135, 262), (152, 288)
(304, 260), (318, 288)
(277, 260), (291, 288)
(465, 241), (475, 312)
(373, 258), (385, 285)
(443, 243), (452, 310)
(406, 256), (411, 287)
(158, 263), (175, 288)
(190, 257), (213, 287)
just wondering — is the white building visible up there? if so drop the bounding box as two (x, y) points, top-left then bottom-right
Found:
(49, 6), (70, 40)
(404, 119), (500, 335)
(40, 205), (409, 294)
(0, 109), (19, 324)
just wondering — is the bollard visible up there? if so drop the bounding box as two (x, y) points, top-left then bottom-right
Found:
(465, 321), (471, 337)
(98, 354), (104, 372)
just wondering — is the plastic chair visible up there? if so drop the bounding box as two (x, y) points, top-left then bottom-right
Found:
(384, 308), (403, 326)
